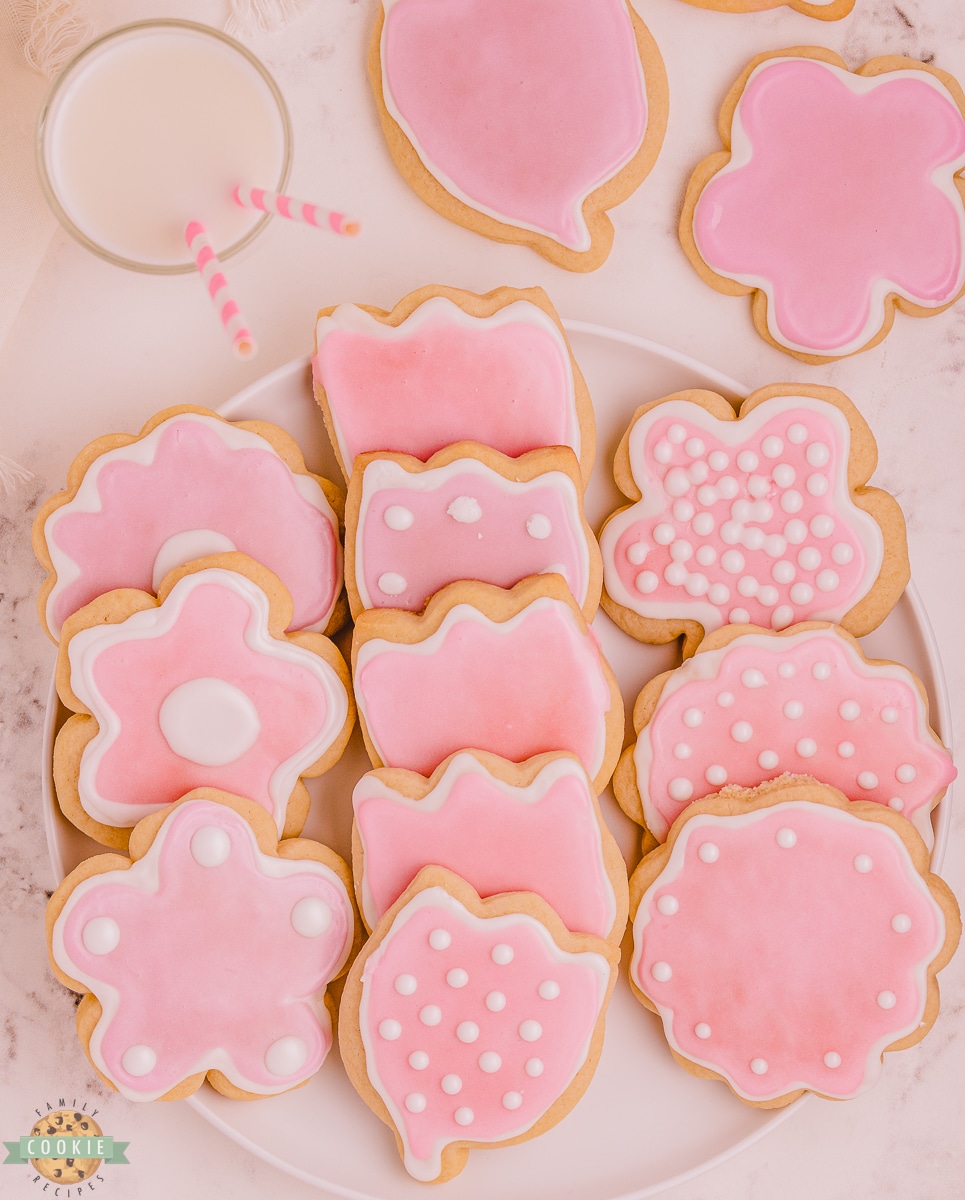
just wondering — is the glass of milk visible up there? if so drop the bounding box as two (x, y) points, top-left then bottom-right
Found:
(36, 19), (292, 273)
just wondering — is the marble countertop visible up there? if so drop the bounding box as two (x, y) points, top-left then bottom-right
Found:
(2, 0), (965, 1197)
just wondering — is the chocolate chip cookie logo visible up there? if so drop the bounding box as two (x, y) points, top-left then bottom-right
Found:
(4, 1100), (129, 1193)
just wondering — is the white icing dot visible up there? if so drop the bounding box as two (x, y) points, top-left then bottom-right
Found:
(742, 527), (767, 552)
(491, 943), (514, 965)
(783, 700), (804, 720)
(708, 450), (729, 471)
(797, 546), (821, 571)
(447, 496), (482, 523)
(657, 894), (679, 916)
(695, 1023), (712, 1039)
(772, 560), (795, 584)
(748, 474), (769, 499)
(831, 542), (854, 565)
(896, 763), (917, 783)
(456, 1022), (479, 1043)
(379, 1020), (402, 1040)
(384, 505), (414, 531)
(698, 842), (720, 864)
(778, 662), (796, 678)
(405, 1092), (427, 1112)
(806, 473), (829, 497)
(816, 569), (840, 592)
(773, 463), (795, 487)
(889, 797), (905, 811)
(651, 961), (673, 982)
(526, 513), (552, 540)
(762, 436), (784, 458)
(810, 515), (835, 539)
(780, 489), (804, 514)
(789, 582), (814, 605)
(694, 515), (716, 541)
(758, 750), (779, 770)
(121, 1045), (157, 1078)
(683, 707), (703, 728)
(717, 691), (735, 708)
(806, 441), (830, 467)
(838, 700), (860, 720)
(429, 928), (451, 950)
(854, 854), (874, 873)
(635, 571), (659, 594)
(627, 541), (648, 566)
(441, 1074), (462, 1095)
(741, 669), (767, 689)
(772, 606), (794, 629)
(409, 1050), (430, 1070)
(538, 980), (561, 1000)
(720, 521), (742, 546)
(654, 440), (672, 464)
(881, 707), (900, 724)
(857, 773), (878, 791)
(709, 583), (731, 606)
(796, 738), (817, 758)
(395, 974), (418, 996)
(731, 721), (753, 743)
(736, 450), (759, 472)
(688, 461), (709, 485)
(720, 549), (745, 574)
(82, 916), (120, 955)
(729, 608), (751, 624)
(284, 1030), (324, 1088)
(824, 1051), (842, 1069)
(812, 661), (831, 681)
(837, 742), (855, 758)
(525, 1058), (544, 1077)
(664, 562), (688, 587)
(478, 1051), (502, 1073)
(877, 991), (897, 1010)
(502, 1091), (523, 1110)
(684, 572), (710, 598)
(673, 499), (695, 522)
(485, 991), (506, 1012)
(673, 743), (692, 760)
(190, 826), (231, 868)
(784, 519), (808, 544)
(787, 422), (808, 443)
(446, 968), (469, 989)
(454, 1107), (474, 1127)
(697, 485), (718, 507)
(685, 436), (705, 457)
(378, 572), (407, 596)
(291, 896), (333, 938)
(668, 778), (693, 802)
(668, 423), (687, 444)
(776, 827), (798, 849)
(420, 1006), (443, 1026)
(664, 467), (690, 497)
(892, 914), (912, 933)
(750, 1058), (768, 1075)
(705, 765), (728, 786)
(519, 1020), (542, 1042)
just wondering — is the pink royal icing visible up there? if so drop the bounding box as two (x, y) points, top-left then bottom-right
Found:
(379, 0), (649, 252)
(51, 799), (355, 1101)
(353, 456), (591, 613)
(633, 627), (955, 845)
(358, 885), (611, 1180)
(64, 568), (351, 835)
(599, 397), (883, 635)
(313, 298), (581, 475)
(631, 801), (948, 1102)
(691, 57), (965, 356)
(354, 754), (619, 938)
(354, 596), (617, 784)
(42, 413), (342, 639)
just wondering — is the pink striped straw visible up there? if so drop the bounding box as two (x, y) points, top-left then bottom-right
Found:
(185, 221), (257, 359)
(233, 185), (360, 236)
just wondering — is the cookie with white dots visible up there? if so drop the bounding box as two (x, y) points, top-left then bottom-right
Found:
(598, 384), (908, 657)
(628, 776), (960, 1107)
(46, 790), (359, 1102)
(338, 866), (619, 1181)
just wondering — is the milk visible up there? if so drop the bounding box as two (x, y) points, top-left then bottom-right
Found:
(39, 21), (290, 270)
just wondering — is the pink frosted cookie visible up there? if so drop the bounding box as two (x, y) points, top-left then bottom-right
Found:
(614, 623), (955, 849)
(369, 0), (668, 271)
(598, 384), (908, 656)
(628, 778), (960, 1106)
(34, 406), (345, 642)
(680, 49), (965, 362)
(345, 442), (602, 621)
(53, 556), (355, 849)
(313, 285), (594, 483)
(352, 576), (624, 794)
(339, 868), (618, 1180)
(353, 750), (628, 942)
(47, 792), (358, 1102)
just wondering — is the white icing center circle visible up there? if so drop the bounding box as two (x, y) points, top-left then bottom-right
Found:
(291, 896), (332, 938)
(82, 916), (121, 955)
(265, 1035), (308, 1077)
(159, 677), (261, 767)
(121, 1044), (157, 1077)
(151, 529), (236, 591)
(190, 825), (231, 867)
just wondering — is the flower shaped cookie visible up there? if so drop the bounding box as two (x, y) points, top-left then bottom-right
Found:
(598, 385), (908, 656)
(54, 558), (354, 848)
(47, 794), (357, 1102)
(629, 779), (960, 1106)
(681, 50), (965, 361)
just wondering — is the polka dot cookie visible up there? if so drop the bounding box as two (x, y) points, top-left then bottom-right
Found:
(628, 777), (960, 1106)
(339, 867), (618, 1181)
(46, 791), (358, 1102)
(598, 384), (908, 657)
(614, 622), (955, 848)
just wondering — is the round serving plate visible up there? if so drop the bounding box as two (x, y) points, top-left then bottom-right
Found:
(41, 322), (953, 1198)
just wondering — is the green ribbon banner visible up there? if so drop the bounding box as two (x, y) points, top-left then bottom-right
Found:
(4, 1136), (129, 1164)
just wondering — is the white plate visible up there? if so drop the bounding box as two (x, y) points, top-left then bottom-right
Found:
(42, 322), (953, 1199)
